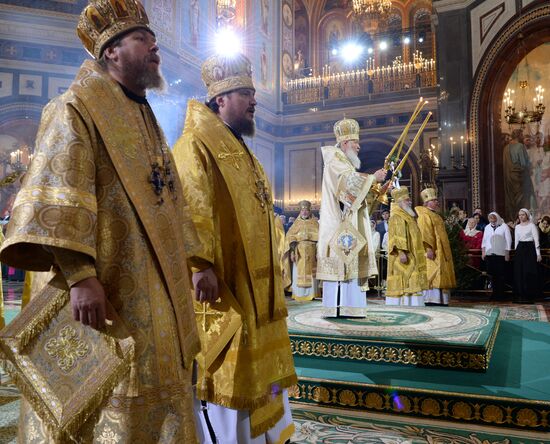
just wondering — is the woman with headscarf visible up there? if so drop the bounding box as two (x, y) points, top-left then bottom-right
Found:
(460, 217), (483, 269)
(537, 215), (550, 297)
(537, 215), (550, 249)
(482, 211), (512, 301)
(513, 208), (541, 303)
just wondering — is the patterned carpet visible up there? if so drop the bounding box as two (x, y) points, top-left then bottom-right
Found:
(2, 395), (549, 443)
(287, 303), (499, 345)
(288, 297), (549, 322)
(0, 376), (18, 444)
(2, 282), (549, 442)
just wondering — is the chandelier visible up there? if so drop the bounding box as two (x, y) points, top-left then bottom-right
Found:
(503, 57), (545, 127)
(352, 0), (392, 20)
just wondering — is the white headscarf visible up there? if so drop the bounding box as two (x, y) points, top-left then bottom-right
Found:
(463, 217), (480, 237)
(488, 211), (504, 227)
(518, 208), (533, 223)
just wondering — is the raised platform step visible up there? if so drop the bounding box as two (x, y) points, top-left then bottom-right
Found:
(288, 302), (500, 371)
(289, 320), (550, 433)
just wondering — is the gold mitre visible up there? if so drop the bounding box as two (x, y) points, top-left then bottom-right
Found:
(299, 200), (312, 210)
(77, 0), (152, 59)
(202, 53), (255, 101)
(420, 187), (438, 203)
(334, 117), (360, 143)
(391, 186), (410, 203)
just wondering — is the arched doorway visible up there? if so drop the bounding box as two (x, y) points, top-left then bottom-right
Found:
(468, 1), (550, 218)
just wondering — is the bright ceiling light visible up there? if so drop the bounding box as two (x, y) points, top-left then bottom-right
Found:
(379, 41), (388, 50)
(367, 47), (373, 54)
(403, 36), (410, 44)
(341, 42), (364, 63)
(331, 48), (338, 56)
(214, 27), (242, 56)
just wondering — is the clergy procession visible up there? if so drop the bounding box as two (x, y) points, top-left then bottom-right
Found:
(1, 0), (550, 442)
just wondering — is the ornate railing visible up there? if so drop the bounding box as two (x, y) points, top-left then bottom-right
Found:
(284, 61), (437, 105)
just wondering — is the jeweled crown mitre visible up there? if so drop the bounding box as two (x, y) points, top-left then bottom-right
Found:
(391, 186), (410, 203)
(201, 53), (255, 101)
(420, 187), (438, 203)
(299, 200), (312, 210)
(77, 0), (152, 59)
(334, 118), (360, 143)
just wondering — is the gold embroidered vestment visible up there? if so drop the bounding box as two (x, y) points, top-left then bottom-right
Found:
(0, 60), (200, 443)
(415, 206), (456, 290)
(283, 217), (319, 289)
(317, 146), (378, 282)
(173, 100), (297, 437)
(386, 204), (428, 297)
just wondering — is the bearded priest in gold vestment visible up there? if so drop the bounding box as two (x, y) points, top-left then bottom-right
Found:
(415, 187), (456, 306)
(283, 200), (319, 301)
(0, 1), (200, 442)
(317, 118), (386, 317)
(386, 187), (428, 306)
(173, 53), (296, 444)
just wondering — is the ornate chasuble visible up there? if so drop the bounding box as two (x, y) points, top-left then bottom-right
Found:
(317, 146), (378, 282)
(283, 217), (319, 288)
(386, 204), (428, 297)
(0, 60), (200, 442)
(173, 100), (296, 437)
(415, 206), (457, 290)
(275, 217), (291, 290)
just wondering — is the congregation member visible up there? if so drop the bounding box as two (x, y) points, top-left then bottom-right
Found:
(0, 0), (201, 440)
(287, 216), (296, 230)
(371, 219), (381, 254)
(317, 117), (386, 317)
(482, 212), (512, 301)
(513, 208), (541, 304)
(473, 207), (489, 231)
(283, 200), (319, 302)
(375, 208), (390, 247)
(385, 187), (428, 306)
(457, 209), (469, 229)
(460, 217), (484, 268)
(415, 187), (456, 306)
(537, 215), (550, 297)
(538, 215), (550, 249)
(173, 52), (296, 444)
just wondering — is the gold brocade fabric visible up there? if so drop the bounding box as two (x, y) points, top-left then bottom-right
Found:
(317, 146), (378, 282)
(274, 217), (290, 290)
(283, 217), (319, 289)
(386, 204), (428, 297)
(173, 100), (296, 436)
(0, 60), (199, 443)
(415, 206), (457, 290)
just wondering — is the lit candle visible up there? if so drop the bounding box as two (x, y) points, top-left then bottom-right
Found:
(460, 136), (464, 158)
(450, 137), (454, 158)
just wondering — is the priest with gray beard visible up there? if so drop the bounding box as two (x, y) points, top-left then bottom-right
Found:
(385, 186), (428, 306)
(317, 117), (386, 317)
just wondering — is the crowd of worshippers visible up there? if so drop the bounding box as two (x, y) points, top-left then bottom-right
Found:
(277, 203), (549, 305)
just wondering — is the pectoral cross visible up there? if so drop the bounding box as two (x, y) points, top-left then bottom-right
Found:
(195, 303), (223, 333)
(255, 178), (271, 210)
(217, 144), (245, 170)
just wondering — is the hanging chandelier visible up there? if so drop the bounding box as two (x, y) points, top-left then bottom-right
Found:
(503, 57), (545, 127)
(352, 0), (392, 21)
